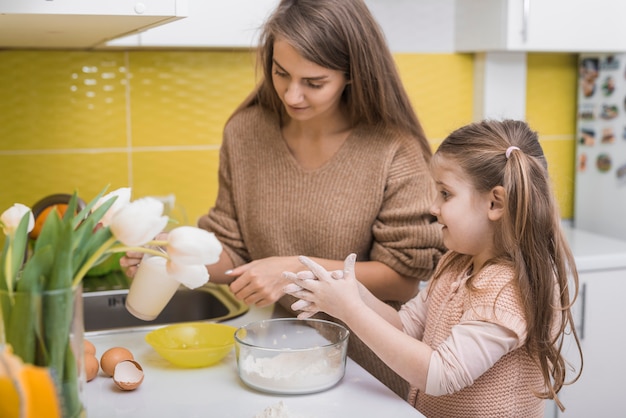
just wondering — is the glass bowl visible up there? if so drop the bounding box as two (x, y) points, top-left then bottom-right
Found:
(234, 318), (349, 394)
(145, 322), (237, 368)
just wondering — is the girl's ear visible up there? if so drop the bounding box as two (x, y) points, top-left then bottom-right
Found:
(488, 186), (505, 221)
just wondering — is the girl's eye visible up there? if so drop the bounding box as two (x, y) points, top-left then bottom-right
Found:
(440, 190), (451, 200)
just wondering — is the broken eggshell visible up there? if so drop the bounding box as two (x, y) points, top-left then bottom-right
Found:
(113, 360), (144, 391)
(100, 347), (134, 377)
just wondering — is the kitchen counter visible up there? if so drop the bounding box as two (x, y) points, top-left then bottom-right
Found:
(562, 224), (626, 271)
(84, 226), (621, 418)
(85, 305), (424, 418)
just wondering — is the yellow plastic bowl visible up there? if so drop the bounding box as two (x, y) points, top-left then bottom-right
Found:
(145, 322), (237, 368)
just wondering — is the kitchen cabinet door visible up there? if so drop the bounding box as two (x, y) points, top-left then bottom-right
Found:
(105, 0), (279, 48)
(552, 269), (626, 417)
(0, 0), (186, 49)
(456, 0), (626, 52)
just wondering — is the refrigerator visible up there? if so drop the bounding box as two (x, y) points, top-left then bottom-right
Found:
(574, 53), (626, 240)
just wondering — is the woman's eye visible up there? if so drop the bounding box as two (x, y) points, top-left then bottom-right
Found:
(273, 69), (287, 78)
(306, 81), (323, 89)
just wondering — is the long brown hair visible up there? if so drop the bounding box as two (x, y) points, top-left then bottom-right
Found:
(230, 0), (431, 161)
(433, 120), (582, 411)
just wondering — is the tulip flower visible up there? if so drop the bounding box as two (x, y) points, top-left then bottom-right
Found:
(1, 204), (34, 294)
(166, 226), (222, 266)
(0, 203), (34, 235)
(1, 187), (224, 418)
(109, 197), (169, 247)
(166, 261), (210, 289)
(92, 187), (131, 227)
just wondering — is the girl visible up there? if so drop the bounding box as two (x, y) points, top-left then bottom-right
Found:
(285, 120), (583, 417)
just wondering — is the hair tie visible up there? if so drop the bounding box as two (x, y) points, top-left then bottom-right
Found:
(505, 146), (520, 159)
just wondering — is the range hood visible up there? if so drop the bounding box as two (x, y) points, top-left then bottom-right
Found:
(0, 0), (187, 49)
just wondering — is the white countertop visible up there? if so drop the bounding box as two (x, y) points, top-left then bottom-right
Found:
(84, 305), (423, 418)
(563, 225), (626, 272)
(83, 226), (626, 417)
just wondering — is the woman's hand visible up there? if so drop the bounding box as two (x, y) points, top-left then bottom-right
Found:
(283, 253), (364, 321)
(119, 250), (143, 278)
(227, 256), (304, 307)
(119, 232), (169, 278)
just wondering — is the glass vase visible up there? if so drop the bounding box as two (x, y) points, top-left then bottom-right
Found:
(0, 285), (86, 418)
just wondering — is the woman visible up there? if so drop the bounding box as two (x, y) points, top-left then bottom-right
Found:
(123, 0), (444, 398)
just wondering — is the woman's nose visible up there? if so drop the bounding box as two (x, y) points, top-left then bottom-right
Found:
(283, 82), (303, 104)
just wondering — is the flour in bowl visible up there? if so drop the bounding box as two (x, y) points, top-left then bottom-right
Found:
(239, 346), (344, 394)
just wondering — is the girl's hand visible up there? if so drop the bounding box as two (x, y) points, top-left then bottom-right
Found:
(283, 253), (364, 321)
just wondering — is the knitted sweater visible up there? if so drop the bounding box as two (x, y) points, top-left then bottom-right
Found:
(198, 105), (444, 284)
(198, 105), (445, 397)
(403, 253), (546, 418)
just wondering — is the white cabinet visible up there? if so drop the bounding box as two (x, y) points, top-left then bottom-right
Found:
(0, 0), (186, 49)
(105, 0), (457, 52)
(554, 269), (626, 417)
(456, 0), (626, 53)
(105, 0), (279, 48)
(549, 228), (626, 417)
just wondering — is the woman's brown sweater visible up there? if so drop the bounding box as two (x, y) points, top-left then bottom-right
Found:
(198, 105), (445, 397)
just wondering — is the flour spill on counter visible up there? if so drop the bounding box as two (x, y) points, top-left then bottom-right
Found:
(254, 401), (312, 418)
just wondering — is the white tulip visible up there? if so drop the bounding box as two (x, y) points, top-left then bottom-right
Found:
(92, 187), (132, 227)
(166, 261), (209, 289)
(110, 197), (168, 247)
(166, 226), (222, 266)
(1, 203), (34, 235)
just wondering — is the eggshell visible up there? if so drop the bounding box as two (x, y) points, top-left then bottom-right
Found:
(100, 347), (134, 377)
(85, 355), (99, 382)
(84, 339), (96, 356)
(113, 360), (144, 391)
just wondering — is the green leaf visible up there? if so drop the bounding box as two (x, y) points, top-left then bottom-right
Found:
(70, 199), (115, 273)
(63, 192), (80, 223)
(5, 290), (37, 364)
(18, 245), (53, 293)
(46, 217), (73, 291)
(62, 340), (82, 418)
(3, 242), (52, 364)
(6, 213), (31, 289)
(0, 235), (10, 292)
(71, 186), (110, 230)
(42, 287), (74, 393)
(72, 226), (113, 277)
(33, 205), (62, 256)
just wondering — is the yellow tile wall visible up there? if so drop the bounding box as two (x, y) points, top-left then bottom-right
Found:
(526, 53), (578, 219)
(395, 53), (475, 142)
(0, 50), (576, 224)
(0, 50), (256, 225)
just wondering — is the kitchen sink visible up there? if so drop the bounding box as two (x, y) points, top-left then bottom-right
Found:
(83, 278), (248, 333)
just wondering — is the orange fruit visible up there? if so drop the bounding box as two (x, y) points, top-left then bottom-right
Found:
(30, 204), (68, 239)
(0, 345), (62, 418)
